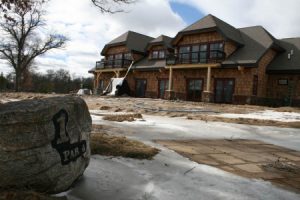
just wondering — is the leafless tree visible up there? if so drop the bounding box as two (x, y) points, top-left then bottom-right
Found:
(0, 1), (67, 91)
(91, 0), (136, 13)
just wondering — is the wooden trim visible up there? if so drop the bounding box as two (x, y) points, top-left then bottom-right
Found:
(94, 68), (127, 73)
(176, 41), (225, 64)
(165, 63), (220, 69)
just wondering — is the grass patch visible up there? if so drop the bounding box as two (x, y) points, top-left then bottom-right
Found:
(103, 113), (143, 122)
(90, 126), (159, 159)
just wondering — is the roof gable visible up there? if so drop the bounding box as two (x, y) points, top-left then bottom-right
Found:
(267, 38), (300, 73)
(223, 26), (285, 66)
(173, 14), (244, 45)
(101, 31), (154, 55)
(147, 35), (173, 50)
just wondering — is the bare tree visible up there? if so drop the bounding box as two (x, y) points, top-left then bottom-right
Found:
(0, 1), (67, 91)
(91, 0), (135, 13)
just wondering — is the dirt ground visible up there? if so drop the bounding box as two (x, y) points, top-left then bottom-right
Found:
(156, 139), (300, 193)
(1, 92), (300, 127)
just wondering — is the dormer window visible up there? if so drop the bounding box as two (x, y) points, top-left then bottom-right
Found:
(151, 50), (165, 59)
(159, 51), (165, 59)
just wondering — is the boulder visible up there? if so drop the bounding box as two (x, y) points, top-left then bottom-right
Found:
(0, 96), (92, 194)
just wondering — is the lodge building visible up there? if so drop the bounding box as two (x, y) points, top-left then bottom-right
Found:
(89, 14), (300, 106)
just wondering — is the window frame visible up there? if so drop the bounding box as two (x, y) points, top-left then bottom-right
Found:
(177, 41), (225, 64)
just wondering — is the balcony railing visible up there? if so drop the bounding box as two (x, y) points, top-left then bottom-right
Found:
(166, 50), (226, 65)
(96, 59), (133, 69)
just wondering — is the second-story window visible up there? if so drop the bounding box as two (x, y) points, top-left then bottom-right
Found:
(210, 43), (224, 59)
(151, 50), (165, 59)
(179, 46), (190, 63)
(158, 50), (165, 59)
(114, 53), (123, 67)
(152, 51), (159, 59)
(124, 53), (132, 60)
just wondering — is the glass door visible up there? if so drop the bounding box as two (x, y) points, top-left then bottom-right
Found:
(135, 79), (147, 97)
(158, 79), (169, 99)
(187, 79), (203, 101)
(215, 79), (235, 103)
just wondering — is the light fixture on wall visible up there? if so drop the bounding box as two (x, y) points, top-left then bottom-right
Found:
(238, 65), (244, 71)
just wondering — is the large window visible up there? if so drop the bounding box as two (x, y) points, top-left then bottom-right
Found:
(179, 46), (190, 63)
(105, 52), (132, 68)
(210, 43), (224, 59)
(177, 42), (224, 64)
(114, 53), (123, 67)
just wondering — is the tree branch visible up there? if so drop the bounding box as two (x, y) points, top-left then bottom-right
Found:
(91, 0), (136, 13)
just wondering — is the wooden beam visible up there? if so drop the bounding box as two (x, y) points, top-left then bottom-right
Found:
(165, 63), (220, 69)
(95, 68), (127, 73)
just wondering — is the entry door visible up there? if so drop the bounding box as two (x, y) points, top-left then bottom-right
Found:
(187, 79), (203, 101)
(158, 79), (169, 99)
(215, 79), (235, 103)
(135, 79), (147, 97)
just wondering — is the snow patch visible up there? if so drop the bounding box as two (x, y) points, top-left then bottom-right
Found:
(215, 110), (300, 122)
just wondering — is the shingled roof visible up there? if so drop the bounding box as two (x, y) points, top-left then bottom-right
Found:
(267, 38), (300, 73)
(173, 14), (244, 46)
(101, 31), (154, 55)
(132, 57), (165, 71)
(222, 26), (285, 66)
(147, 35), (173, 50)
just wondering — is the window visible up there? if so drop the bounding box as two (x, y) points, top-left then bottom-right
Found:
(278, 79), (288, 85)
(200, 44), (208, 63)
(179, 46), (190, 63)
(152, 50), (165, 59)
(152, 51), (159, 59)
(114, 54), (123, 67)
(252, 75), (258, 95)
(210, 42), (224, 59)
(158, 50), (165, 59)
(191, 46), (199, 63)
(124, 53), (132, 60)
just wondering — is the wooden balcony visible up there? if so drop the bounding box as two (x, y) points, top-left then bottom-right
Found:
(166, 50), (226, 65)
(96, 59), (133, 70)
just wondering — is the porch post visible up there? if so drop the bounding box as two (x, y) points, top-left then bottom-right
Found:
(114, 71), (120, 78)
(206, 66), (211, 91)
(168, 67), (173, 91)
(202, 66), (214, 102)
(165, 67), (175, 100)
(93, 73), (97, 91)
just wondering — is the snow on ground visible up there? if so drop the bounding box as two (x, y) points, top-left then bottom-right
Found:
(0, 99), (21, 103)
(214, 110), (300, 122)
(64, 114), (300, 200)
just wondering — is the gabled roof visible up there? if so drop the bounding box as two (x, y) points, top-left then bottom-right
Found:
(173, 14), (244, 46)
(147, 35), (173, 50)
(267, 38), (300, 73)
(101, 31), (154, 55)
(222, 26), (284, 66)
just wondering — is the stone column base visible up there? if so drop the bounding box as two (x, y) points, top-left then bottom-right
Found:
(202, 91), (214, 103)
(165, 90), (175, 100)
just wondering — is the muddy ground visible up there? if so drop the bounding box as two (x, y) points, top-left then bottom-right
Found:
(1, 92), (300, 128)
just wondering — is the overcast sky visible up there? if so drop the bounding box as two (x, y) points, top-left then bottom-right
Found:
(0, 0), (300, 78)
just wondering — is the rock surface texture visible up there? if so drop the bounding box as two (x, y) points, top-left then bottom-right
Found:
(0, 96), (92, 193)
